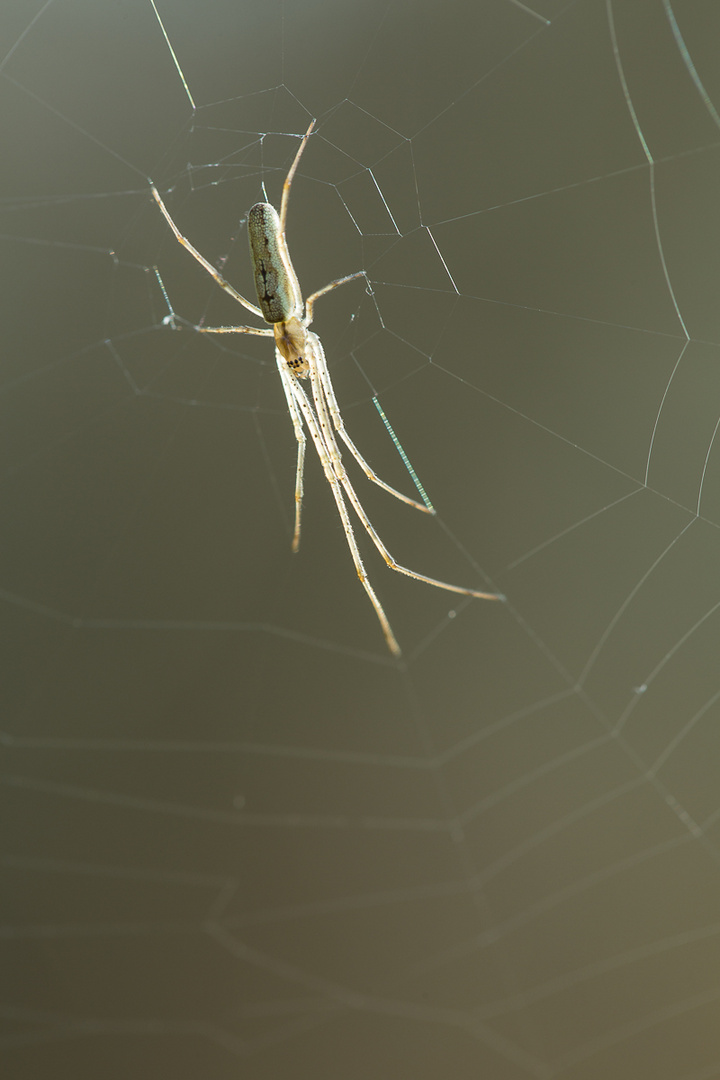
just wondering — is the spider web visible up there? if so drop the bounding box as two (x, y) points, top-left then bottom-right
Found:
(3, 0), (720, 1077)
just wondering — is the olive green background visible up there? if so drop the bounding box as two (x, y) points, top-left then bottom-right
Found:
(3, 1), (720, 1077)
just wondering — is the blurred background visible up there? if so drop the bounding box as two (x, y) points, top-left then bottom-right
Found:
(3, 0), (720, 1076)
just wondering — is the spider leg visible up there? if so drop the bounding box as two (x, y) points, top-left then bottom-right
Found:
(195, 326), (273, 336)
(304, 271), (367, 325)
(306, 332), (433, 514)
(279, 119), (316, 234)
(307, 356), (503, 603)
(280, 361), (402, 656)
(276, 350), (306, 553)
(151, 185), (264, 320)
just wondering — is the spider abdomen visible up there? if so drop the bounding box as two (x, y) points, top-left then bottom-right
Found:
(248, 202), (302, 324)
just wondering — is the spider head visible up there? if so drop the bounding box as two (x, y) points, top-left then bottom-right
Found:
(274, 317), (310, 378)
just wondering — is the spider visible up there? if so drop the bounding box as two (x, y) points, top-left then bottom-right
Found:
(150, 120), (502, 656)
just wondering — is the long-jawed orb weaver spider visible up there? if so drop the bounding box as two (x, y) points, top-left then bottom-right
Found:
(151, 120), (502, 656)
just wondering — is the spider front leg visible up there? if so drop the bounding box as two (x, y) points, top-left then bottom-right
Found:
(303, 331), (432, 514)
(305, 346), (503, 604)
(279, 359), (402, 657)
(295, 268), (434, 516)
(276, 350), (306, 553)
